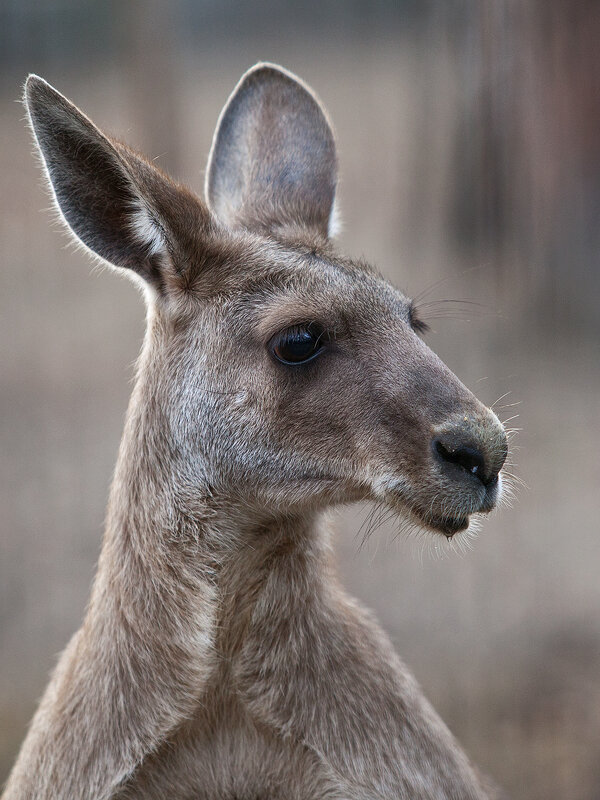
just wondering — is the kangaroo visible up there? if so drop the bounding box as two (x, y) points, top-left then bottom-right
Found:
(4, 63), (507, 800)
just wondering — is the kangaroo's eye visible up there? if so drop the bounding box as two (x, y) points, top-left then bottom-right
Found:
(270, 323), (327, 365)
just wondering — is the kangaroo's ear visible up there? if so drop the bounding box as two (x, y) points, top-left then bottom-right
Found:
(24, 75), (209, 290)
(206, 63), (338, 240)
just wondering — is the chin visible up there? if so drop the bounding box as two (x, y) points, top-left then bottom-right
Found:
(426, 513), (471, 537)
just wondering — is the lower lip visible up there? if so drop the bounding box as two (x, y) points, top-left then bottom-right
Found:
(430, 515), (470, 536)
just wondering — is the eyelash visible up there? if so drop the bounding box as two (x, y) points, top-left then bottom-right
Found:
(408, 303), (430, 335)
(269, 323), (329, 365)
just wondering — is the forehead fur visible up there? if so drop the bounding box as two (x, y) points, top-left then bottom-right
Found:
(171, 224), (411, 329)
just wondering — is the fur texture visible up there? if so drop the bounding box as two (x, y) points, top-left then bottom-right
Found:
(3, 64), (507, 799)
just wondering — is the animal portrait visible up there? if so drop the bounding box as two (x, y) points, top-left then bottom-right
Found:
(1, 62), (511, 799)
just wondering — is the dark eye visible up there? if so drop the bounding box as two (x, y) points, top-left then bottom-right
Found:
(270, 323), (327, 365)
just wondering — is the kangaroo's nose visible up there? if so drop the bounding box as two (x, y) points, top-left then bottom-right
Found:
(434, 440), (493, 486)
(433, 423), (507, 488)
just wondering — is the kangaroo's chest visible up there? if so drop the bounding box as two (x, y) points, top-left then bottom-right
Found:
(115, 692), (343, 800)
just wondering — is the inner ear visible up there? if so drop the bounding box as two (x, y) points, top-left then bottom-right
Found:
(206, 63), (338, 240)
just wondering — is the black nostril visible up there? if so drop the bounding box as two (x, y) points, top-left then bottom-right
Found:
(434, 440), (492, 485)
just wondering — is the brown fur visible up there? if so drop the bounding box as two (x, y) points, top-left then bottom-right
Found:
(3, 64), (507, 799)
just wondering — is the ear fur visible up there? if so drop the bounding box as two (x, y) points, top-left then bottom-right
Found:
(24, 75), (209, 290)
(206, 63), (338, 240)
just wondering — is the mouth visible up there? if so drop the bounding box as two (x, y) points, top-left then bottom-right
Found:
(399, 499), (473, 538)
(425, 513), (470, 537)
(382, 474), (502, 539)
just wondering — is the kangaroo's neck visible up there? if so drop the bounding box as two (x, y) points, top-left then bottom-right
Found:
(3, 343), (338, 800)
(98, 337), (332, 644)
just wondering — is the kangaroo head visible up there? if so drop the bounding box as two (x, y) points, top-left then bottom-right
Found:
(24, 63), (507, 538)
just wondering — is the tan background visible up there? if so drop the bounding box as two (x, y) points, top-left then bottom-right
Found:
(1, 3), (599, 798)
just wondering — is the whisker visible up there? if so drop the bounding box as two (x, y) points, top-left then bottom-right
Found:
(410, 265), (486, 305)
(502, 470), (529, 490)
(491, 390), (512, 409)
(418, 299), (489, 309)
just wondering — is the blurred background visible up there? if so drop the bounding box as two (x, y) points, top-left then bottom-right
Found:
(1, 2), (599, 797)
